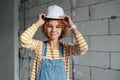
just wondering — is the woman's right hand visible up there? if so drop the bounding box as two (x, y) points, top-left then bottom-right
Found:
(35, 13), (46, 28)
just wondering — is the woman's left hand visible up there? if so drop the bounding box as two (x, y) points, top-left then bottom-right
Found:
(60, 15), (74, 28)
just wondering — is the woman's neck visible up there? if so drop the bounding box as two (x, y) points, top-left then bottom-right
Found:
(47, 39), (59, 49)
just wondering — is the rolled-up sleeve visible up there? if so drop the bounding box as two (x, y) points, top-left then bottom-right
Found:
(64, 34), (88, 56)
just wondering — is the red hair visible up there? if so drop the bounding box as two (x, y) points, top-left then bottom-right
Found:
(41, 19), (68, 39)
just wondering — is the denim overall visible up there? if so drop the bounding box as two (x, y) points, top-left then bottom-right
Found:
(37, 41), (67, 80)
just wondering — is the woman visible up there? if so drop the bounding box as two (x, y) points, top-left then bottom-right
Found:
(20, 5), (88, 80)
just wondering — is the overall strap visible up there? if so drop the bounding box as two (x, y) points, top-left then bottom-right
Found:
(42, 41), (47, 56)
(59, 42), (64, 57)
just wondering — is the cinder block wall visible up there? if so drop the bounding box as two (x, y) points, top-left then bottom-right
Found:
(19, 0), (120, 80)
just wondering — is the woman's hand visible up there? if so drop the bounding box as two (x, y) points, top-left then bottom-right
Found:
(35, 13), (46, 28)
(60, 15), (74, 28)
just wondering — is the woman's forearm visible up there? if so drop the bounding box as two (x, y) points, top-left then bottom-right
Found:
(71, 26), (88, 54)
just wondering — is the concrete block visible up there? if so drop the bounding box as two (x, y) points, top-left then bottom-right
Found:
(20, 68), (29, 79)
(110, 17), (120, 34)
(38, 0), (53, 4)
(19, 21), (24, 30)
(29, 6), (40, 18)
(19, 46), (25, 56)
(90, 0), (120, 19)
(38, 4), (48, 12)
(73, 65), (90, 80)
(29, 17), (38, 26)
(90, 35), (120, 52)
(24, 2), (29, 9)
(25, 9), (29, 19)
(20, 9), (29, 27)
(73, 6), (89, 22)
(20, 18), (31, 29)
(65, 10), (71, 17)
(20, 2), (29, 10)
(72, 0), (109, 8)
(60, 36), (73, 43)
(19, 59), (23, 68)
(22, 78), (29, 80)
(75, 19), (109, 35)
(22, 59), (29, 69)
(92, 68), (120, 80)
(29, 59), (34, 72)
(26, 49), (32, 58)
(28, 51), (35, 59)
(19, 10), (24, 20)
(24, 19), (29, 28)
(19, 4), (29, 19)
(69, 57), (73, 66)
(48, 0), (71, 10)
(29, 0), (38, 7)
(21, 78), (28, 80)
(69, 64), (73, 78)
(19, 48), (29, 58)
(73, 52), (110, 68)
(111, 53), (120, 69)
(29, 5), (47, 18)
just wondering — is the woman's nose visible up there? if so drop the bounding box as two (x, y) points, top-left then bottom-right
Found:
(52, 27), (56, 31)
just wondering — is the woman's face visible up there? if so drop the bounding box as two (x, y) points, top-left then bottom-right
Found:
(46, 20), (62, 40)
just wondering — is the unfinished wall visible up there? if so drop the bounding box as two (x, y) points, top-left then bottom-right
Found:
(19, 0), (120, 80)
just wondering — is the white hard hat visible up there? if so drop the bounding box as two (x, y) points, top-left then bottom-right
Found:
(45, 5), (64, 19)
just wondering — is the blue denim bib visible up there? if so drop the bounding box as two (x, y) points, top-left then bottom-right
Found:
(37, 41), (67, 80)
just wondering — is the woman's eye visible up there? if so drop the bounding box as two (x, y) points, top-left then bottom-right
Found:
(56, 26), (60, 28)
(48, 25), (52, 28)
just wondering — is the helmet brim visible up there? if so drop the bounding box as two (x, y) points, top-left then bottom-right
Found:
(45, 16), (64, 20)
